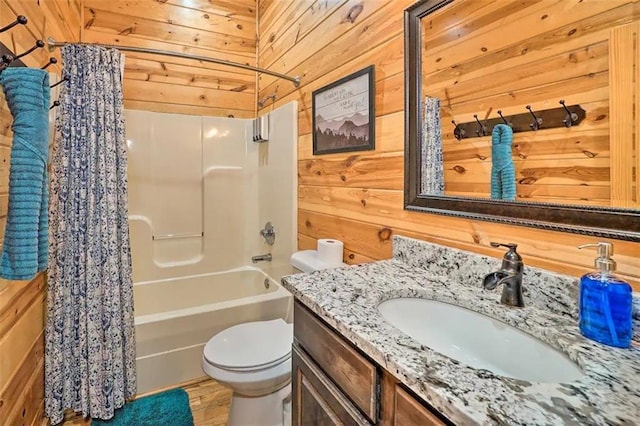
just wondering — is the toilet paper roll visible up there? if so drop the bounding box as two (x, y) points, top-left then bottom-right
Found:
(317, 239), (344, 265)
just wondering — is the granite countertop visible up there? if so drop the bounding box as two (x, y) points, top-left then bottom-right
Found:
(282, 236), (640, 425)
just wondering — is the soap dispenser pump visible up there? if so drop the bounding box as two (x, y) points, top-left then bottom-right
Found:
(577, 242), (632, 348)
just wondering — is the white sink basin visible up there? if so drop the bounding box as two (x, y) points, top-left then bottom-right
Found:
(378, 298), (584, 383)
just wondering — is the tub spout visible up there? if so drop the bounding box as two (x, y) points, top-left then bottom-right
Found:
(251, 253), (272, 263)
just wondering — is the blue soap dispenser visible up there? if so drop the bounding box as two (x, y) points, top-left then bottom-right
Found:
(578, 242), (632, 348)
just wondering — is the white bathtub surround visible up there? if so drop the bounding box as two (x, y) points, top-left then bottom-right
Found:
(46, 45), (136, 424)
(125, 102), (298, 283)
(282, 236), (640, 425)
(134, 267), (291, 394)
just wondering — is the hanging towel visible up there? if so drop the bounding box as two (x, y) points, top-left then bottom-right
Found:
(0, 68), (50, 280)
(421, 96), (444, 195)
(490, 124), (516, 201)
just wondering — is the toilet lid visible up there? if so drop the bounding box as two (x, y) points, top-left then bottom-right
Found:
(204, 319), (293, 371)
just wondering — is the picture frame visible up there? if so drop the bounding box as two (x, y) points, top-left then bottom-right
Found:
(312, 65), (375, 155)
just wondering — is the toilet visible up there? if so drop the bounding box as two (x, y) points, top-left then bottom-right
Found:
(201, 250), (346, 426)
(202, 319), (293, 426)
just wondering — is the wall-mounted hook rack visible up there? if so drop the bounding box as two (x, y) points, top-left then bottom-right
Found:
(41, 57), (57, 69)
(49, 100), (60, 110)
(0, 15), (27, 33)
(525, 105), (542, 131)
(50, 74), (69, 89)
(450, 103), (586, 141)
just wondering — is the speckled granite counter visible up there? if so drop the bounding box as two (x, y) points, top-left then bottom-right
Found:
(282, 236), (640, 425)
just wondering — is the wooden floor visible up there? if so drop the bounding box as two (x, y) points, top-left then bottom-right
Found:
(59, 378), (232, 426)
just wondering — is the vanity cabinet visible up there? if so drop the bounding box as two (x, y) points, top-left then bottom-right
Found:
(292, 300), (449, 426)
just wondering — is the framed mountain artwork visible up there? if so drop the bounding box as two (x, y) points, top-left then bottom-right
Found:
(312, 65), (375, 155)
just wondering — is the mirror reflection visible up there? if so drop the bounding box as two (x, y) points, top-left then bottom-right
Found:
(417, 0), (637, 210)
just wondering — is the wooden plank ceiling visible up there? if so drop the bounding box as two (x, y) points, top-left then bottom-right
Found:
(82, 0), (258, 118)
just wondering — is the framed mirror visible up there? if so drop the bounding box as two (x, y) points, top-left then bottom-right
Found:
(405, 0), (640, 241)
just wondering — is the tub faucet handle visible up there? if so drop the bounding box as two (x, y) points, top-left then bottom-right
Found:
(260, 221), (276, 245)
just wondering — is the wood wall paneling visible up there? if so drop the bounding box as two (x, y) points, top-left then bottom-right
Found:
(257, 0), (640, 288)
(82, 0), (258, 117)
(0, 2), (79, 424)
(609, 22), (638, 208)
(421, 1), (640, 206)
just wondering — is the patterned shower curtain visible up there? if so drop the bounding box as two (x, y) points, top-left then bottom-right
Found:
(45, 45), (136, 424)
(421, 96), (444, 195)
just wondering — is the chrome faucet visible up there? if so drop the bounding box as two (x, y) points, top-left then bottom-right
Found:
(251, 253), (272, 263)
(482, 242), (524, 307)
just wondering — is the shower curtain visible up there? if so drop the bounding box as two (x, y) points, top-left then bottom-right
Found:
(45, 45), (136, 424)
(421, 96), (444, 195)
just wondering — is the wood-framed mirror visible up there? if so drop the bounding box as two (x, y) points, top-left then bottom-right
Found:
(404, 0), (640, 241)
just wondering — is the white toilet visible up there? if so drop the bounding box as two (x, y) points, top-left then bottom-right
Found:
(202, 318), (293, 426)
(201, 250), (346, 426)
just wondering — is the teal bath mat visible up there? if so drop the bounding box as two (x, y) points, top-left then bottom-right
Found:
(92, 388), (194, 426)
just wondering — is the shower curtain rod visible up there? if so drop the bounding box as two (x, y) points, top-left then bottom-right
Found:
(46, 37), (300, 87)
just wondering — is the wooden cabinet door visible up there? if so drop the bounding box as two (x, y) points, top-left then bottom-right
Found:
(292, 344), (371, 426)
(293, 301), (379, 422)
(298, 368), (343, 426)
(394, 386), (446, 426)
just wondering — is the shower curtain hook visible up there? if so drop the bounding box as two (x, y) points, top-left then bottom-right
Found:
(41, 57), (57, 69)
(0, 15), (27, 33)
(14, 39), (45, 60)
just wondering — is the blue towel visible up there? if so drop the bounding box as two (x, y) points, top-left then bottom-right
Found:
(490, 124), (516, 201)
(0, 67), (50, 280)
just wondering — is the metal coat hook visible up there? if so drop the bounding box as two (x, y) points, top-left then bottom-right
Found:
(0, 15), (27, 33)
(49, 100), (60, 110)
(526, 105), (542, 131)
(473, 114), (488, 136)
(452, 120), (465, 140)
(559, 99), (578, 127)
(15, 39), (44, 61)
(0, 54), (13, 72)
(497, 110), (511, 126)
(50, 74), (69, 88)
(41, 57), (57, 69)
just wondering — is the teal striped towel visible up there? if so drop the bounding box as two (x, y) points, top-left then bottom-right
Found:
(0, 67), (49, 280)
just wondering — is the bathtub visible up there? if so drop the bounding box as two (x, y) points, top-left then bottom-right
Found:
(134, 266), (293, 394)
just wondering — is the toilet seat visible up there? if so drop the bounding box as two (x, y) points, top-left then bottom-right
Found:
(203, 318), (293, 372)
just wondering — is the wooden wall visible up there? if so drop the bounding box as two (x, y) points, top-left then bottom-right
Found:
(257, 0), (640, 289)
(82, 0), (257, 118)
(429, 1), (638, 208)
(0, 1), (81, 424)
